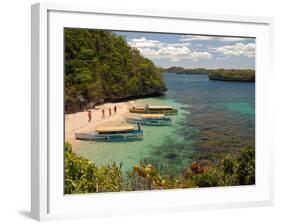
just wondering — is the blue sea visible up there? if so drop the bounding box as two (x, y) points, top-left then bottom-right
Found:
(76, 73), (255, 175)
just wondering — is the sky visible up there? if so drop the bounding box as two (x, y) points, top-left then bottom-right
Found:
(115, 31), (255, 69)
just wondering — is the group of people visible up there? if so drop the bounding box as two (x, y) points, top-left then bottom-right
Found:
(87, 105), (117, 122)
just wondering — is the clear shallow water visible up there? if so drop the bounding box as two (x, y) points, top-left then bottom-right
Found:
(76, 73), (255, 176)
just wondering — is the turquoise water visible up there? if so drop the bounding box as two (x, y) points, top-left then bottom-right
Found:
(76, 73), (255, 175)
(223, 102), (255, 115)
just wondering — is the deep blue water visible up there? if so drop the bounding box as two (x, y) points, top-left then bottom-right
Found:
(77, 73), (255, 175)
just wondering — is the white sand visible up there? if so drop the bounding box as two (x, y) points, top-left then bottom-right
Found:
(65, 101), (135, 149)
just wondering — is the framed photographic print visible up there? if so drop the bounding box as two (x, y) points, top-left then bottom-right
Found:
(31, 2), (274, 221)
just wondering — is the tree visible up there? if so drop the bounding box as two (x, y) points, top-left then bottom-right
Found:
(64, 28), (166, 113)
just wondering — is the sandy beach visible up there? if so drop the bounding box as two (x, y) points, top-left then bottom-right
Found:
(65, 101), (136, 149)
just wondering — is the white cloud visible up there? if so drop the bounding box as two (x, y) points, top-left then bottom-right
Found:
(179, 35), (216, 42)
(129, 37), (160, 48)
(179, 35), (250, 43)
(128, 38), (191, 49)
(218, 37), (250, 42)
(208, 46), (218, 52)
(215, 43), (255, 58)
(128, 37), (211, 62)
(216, 57), (227, 60)
(171, 58), (181, 62)
(190, 52), (212, 61)
(168, 42), (191, 47)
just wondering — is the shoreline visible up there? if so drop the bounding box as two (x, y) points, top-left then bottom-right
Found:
(65, 101), (136, 150)
(65, 91), (166, 115)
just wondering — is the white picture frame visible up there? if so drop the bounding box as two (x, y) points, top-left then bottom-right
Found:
(31, 2), (274, 221)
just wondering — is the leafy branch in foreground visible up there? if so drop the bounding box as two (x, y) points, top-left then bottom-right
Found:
(64, 142), (123, 194)
(64, 142), (255, 194)
(129, 162), (195, 190)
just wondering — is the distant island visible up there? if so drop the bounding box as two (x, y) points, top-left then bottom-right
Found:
(208, 69), (255, 82)
(163, 66), (209, 75)
(163, 66), (255, 82)
(65, 28), (166, 113)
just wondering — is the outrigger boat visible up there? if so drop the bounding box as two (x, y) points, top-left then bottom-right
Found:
(129, 105), (178, 115)
(125, 114), (172, 126)
(75, 125), (143, 142)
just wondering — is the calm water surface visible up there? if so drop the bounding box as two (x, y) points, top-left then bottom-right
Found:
(77, 73), (255, 175)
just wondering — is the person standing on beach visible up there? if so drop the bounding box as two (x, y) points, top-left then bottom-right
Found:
(88, 110), (92, 122)
(114, 105), (117, 114)
(145, 104), (149, 113)
(102, 109), (105, 118)
(109, 108), (112, 116)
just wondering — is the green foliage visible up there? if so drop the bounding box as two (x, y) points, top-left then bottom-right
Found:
(130, 146), (255, 189)
(64, 143), (255, 194)
(219, 146), (255, 186)
(64, 142), (124, 194)
(64, 28), (166, 113)
(222, 154), (236, 175)
(191, 170), (220, 187)
(236, 147), (255, 185)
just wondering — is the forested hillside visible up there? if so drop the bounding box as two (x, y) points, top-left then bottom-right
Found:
(64, 28), (166, 113)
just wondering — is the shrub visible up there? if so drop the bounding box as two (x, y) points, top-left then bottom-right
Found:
(64, 142), (255, 193)
(64, 142), (124, 194)
(219, 146), (255, 186)
(191, 170), (219, 187)
(236, 147), (255, 185)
